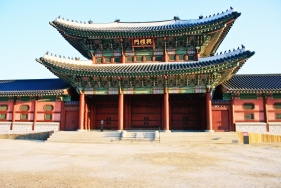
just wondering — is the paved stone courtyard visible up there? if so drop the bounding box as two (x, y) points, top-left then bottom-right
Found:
(0, 140), (281, 188)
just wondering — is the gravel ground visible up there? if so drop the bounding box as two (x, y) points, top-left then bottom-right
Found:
(0, 140), (280, 188)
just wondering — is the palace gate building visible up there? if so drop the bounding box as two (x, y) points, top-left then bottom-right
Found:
(0, 7), (281, 134)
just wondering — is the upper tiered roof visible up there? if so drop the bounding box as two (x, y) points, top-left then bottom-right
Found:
(50, 7), (241, 59)
(51, 7), (240, 38)
(0, 79), (70, 97)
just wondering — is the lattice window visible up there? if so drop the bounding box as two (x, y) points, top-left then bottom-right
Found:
(96, 58), (102, 64)
(178, 55), (185, 61)
(243, 103), (255, 110)
(188, 55), (194, 60)
(43, 105), (54, 111)
(44, 114), (52, 120)
(105, 57), (111, 63)
(136, 56), (142, 62)
(0, 105), (8, 111)
(0, 114), (6, 120)
(126, 57), (133, 62)
(245, 113), (254, 120)
(146, 56), (153, 61)
(20, 105), (29, 111)
(169, 55), (176, 61)
(114, 57), (120, 63)
(276, 114), (281, 119)
(155, 56), (162, 61)
(273, 103), (281, 109)
(20, 114), (28, 120)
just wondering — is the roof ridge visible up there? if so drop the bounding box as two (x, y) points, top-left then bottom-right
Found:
(53, 7), (238, 28)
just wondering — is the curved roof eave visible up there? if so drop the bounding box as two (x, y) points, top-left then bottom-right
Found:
(50, 8), (241, 36)
(36, 47), (254, 77)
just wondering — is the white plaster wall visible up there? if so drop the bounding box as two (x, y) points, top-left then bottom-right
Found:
(34, 123), (59, 132)
(269, 123), (281, 135)
(0, 122), (11, 134)
(235, 123), (267, 133)
(13, 122), (33, 133)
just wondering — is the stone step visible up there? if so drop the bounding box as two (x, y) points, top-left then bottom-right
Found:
(159, 132), (240, 144)
(120, 131), (157, 141)
(46, 131), (240, 144)
(47, 131), (121, 143)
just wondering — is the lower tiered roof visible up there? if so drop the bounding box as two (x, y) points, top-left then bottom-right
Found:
(0, 79), (70, 97)
(222, 74), (281, 93)
(36, 47), (254, 94)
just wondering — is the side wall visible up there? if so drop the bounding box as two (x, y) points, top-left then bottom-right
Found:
(234, 98), (281, 134)
(0, 100), (62, 133)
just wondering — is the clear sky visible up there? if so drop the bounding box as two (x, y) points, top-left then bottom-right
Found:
(0, 0), (280, 80)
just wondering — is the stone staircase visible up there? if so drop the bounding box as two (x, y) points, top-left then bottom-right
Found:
(120, 130), (159, 142)
(47, 131), (121, 144)
(160, 132), (240, 144)
(46, 131), (240, 144)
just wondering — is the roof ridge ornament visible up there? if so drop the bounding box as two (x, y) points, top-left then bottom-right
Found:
(174, 16), (180, 21)
(88, 20), (93, 24)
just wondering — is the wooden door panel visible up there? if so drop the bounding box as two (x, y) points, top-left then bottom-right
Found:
(131, 120), (162, 128)
(171, 105), (200, 130)
(95, 104), (118, 130)
(146, 107), (161, 113)
(96, 106), (118, 113)
(131, 107), (147, 113)
(96, 114), (118, 120)
(131, 114), (147, 120)
(130, 96), (162, 129)
(65, 111), (79, 131)
(212, 110), (230, 132)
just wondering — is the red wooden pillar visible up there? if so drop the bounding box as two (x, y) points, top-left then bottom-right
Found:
(231, 97), (235, 131)
(92, 55), (96, 64)
(32, 100), (37, 131)
(121, 54), (126, 63)
(263, 96), (269, 132)
(118, 92), (124, 130)
(195, 53), (200, 61)
(11, 99), (16, 130)
(60, 101), (65, 131)
(84, 100), (88, 130)
(206, 90), (213, 131)
(164, 90), (170, 131)
(79, 91), (85, 130)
